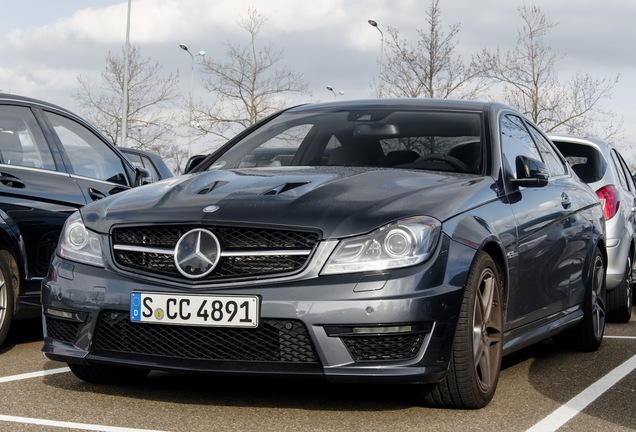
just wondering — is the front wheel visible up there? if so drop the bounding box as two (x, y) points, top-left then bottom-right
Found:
(422, 251), (504, 409)
(0, 250), (18, 348)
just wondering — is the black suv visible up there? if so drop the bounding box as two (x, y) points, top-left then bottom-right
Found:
(0, 93), (150, 347)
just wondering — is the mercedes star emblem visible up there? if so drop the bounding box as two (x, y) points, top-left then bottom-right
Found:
(174, 228), (221, 278)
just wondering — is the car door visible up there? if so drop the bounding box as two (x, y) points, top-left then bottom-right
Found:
(500, 113), (592, 328)
(0, 104), (87, 283)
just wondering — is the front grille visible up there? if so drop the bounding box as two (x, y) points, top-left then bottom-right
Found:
(45, 316), (81, 343)
(341, 334), (426, 361)
(112, 225), (320, 281)
(93, 311), (320, 363)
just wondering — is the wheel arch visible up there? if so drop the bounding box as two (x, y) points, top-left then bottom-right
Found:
(0, 210), (26, 283)
(479, 240), (508, 309)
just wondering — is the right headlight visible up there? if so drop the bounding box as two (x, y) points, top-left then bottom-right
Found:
(321, 216), (442, 275)
(57, 211), (104, 267)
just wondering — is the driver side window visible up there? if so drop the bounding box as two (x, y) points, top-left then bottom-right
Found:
(44, 111), (129, 186)
(500, 114), (542, 178)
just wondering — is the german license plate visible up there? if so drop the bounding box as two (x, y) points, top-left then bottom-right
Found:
(130, 292), (259, 328)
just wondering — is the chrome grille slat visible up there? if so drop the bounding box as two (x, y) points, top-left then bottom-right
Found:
(111, 225), (320, 281)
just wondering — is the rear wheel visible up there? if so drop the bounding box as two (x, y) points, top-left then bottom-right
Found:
(68, 363), (150, 385)
(0, 250), (18, 348)
(607, 253), (633, 323)
(555, 247), (606, 351)
(422, 251), (504, 409)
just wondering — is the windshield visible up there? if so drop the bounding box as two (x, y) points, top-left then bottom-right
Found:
(208, 108), (483, 174)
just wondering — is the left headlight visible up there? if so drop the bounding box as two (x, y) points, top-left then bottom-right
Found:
(321, 216), (442, 275)
(57, 211), (104, 267)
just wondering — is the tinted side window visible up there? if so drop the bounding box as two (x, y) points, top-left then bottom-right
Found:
(500, 114), (541, 177)
(139, 155), (161, 180)
(0, 106), (56, 170)
(44, 111), (129, 186)
(614, 149), (636, 193)
(610, 148), (629, 191)
(528, 125), (567, 176)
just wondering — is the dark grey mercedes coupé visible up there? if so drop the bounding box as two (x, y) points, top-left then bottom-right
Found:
(42, 99), (607, 409)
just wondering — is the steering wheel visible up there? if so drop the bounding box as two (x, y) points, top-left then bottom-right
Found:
(416, 153), (469, 172)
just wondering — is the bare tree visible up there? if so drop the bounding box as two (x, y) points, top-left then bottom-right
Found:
(196, 7), (310, 149)
(74, 45), (185, 171)
(378, 0), (487, 99)
(473, 5), (621, 140)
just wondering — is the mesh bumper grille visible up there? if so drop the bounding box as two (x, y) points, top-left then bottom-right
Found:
(45, 316), (82, 343)
(93, 311), (320, 363)
(341, 334), (426, 361)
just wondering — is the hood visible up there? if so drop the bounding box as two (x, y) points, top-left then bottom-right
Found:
(81, 167), (495, 238)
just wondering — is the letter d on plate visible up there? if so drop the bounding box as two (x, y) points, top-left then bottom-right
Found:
(130, 292), (142, 322)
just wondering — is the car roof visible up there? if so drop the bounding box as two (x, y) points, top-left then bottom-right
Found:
(547, 133), (615, 152)
(285, 98), (508, 114)
(0, 92), (78, 116)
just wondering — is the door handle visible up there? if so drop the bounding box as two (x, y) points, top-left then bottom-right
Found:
(0, 172), (26, 188)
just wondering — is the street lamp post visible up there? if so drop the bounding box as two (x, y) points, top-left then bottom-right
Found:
(326, 85), (344, 99)
(179, 43), (205, 159)
(120, 0), (132, 148)
(367, 19), (384, 97)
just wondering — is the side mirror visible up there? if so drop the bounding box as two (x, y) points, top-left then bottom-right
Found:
(134, 167), (154, 186)
(511, 155), (549, 187)
(184, 155), (207, 173)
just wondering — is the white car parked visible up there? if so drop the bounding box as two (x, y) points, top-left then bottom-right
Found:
(550, 134), (635, 322)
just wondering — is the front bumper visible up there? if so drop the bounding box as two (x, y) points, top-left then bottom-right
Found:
(41, 235), (472, 385)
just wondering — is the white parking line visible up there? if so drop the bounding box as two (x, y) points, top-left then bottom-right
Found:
(526, 353), (636, 432)
(604, 335), (636, 339)
(0, 367), (169, 431)
(0, 415), (168, 432)
(0, 367), (70, 383)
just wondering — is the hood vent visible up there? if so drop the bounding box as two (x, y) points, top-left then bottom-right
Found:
(197, 181), (229, 194)
(262, 182), (309, 196)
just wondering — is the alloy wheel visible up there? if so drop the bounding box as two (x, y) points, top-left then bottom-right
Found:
(591, 254), (606, 340)
(472, 267), (503, 392)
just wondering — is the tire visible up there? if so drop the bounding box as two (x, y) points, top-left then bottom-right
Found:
(555, 246), (606, 351)
(606, 253), (633, 323)
(0, 250), (18, 348)
(68, 363), (150, 385)
(422, 251), (504, 409)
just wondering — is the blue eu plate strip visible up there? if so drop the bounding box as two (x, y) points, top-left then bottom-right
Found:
(130, 292), (141, 322)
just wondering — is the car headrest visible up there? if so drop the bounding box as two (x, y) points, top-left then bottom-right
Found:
(571, 163), (595, 183)
(0, 132), (23, 164)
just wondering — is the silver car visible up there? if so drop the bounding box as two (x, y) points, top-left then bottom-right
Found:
(550, 134), (634, 322)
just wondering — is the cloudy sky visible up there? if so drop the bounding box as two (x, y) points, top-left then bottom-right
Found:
(1, 0), (635, 160)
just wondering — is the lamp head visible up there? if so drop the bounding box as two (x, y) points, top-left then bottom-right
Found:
(326, 85), (334, 91)
(179, 43), (189, 51)
(368, 20), (378, 27)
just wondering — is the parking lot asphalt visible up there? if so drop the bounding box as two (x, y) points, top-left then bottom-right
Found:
(1, 311), (635, 432)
